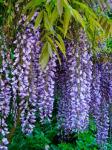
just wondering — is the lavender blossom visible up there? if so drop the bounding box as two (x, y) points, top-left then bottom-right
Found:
(0, 32), (11, 149)
(57, 29), (93, 135)
(91, 61), (110, 145)
(12, 11), (57, 134)
(12, 12), (40, 134)
(96, 62), (110, 145)
(37, 53), (57, 123)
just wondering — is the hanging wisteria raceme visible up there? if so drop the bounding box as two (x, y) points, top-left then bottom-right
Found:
(57, 29), (93, 135)
(76, 29), (93, 131)
(18, 27), (35, 134)
(12, 12), (41, 134)
(90, 60), (111, 145)
(57, 51), (72, 135)
(11, 15), (27, 125)
(12, 10), (57, 133)
(22, 20), (41, 134)
(90, 62), (102, 144)
(90, 63), (101, 115)
(108, 61), (112, 140)
(0, 32), (11, 150)
(109, 62), (112, 103)
(98, 62), (110, 144)
(37, 53), (57, 123)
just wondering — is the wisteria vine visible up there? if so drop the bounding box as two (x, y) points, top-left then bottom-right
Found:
(0, 14), (112, 149)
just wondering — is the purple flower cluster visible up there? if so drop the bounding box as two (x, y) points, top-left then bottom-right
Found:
(57, 29), (93, 134)
(57, 52), (71, 135)
(109, 62), (112, 103)
(90, 63), (101, 115)
(76, 29), (93, 131)
(108, 62), (112, 139)
(12, 13), (40, 134)
(1, 10), (112, 147)
(37, 54), (57, 123)
(12, 12), (57, 134)
(97, 63), (110, 144)
(90, 63), (102, 144)
(91, 61), (110, 145)
(0, 33), (11, 149)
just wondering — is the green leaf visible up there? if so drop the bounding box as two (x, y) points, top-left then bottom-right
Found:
(47, 42), (53, 57)
(46, 36), (55, 49)
(56, 26), (64, 34)
(39, 42), (50, 69)
(74, 1), (97, 19)
(57, 0), (63, 17)
(63, 7), (71, 37)
(90, 17), (103, 31)
(50, 7), (58, 25)
(46, 2), (53, 16)
(44, 12), (54, 33)
(55, 40), (64, 55)
(46, 36), (61, 64)
(56, 34), (66, 56)
(34, 11), (43, 29)
(63, 0), (70, 8)
(99, 16), (112, 36)
(22, 0), (45, 13)
(0, 0), (3, 3)
(71, 9), (85, 28)
(22, 0), (35, 13)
